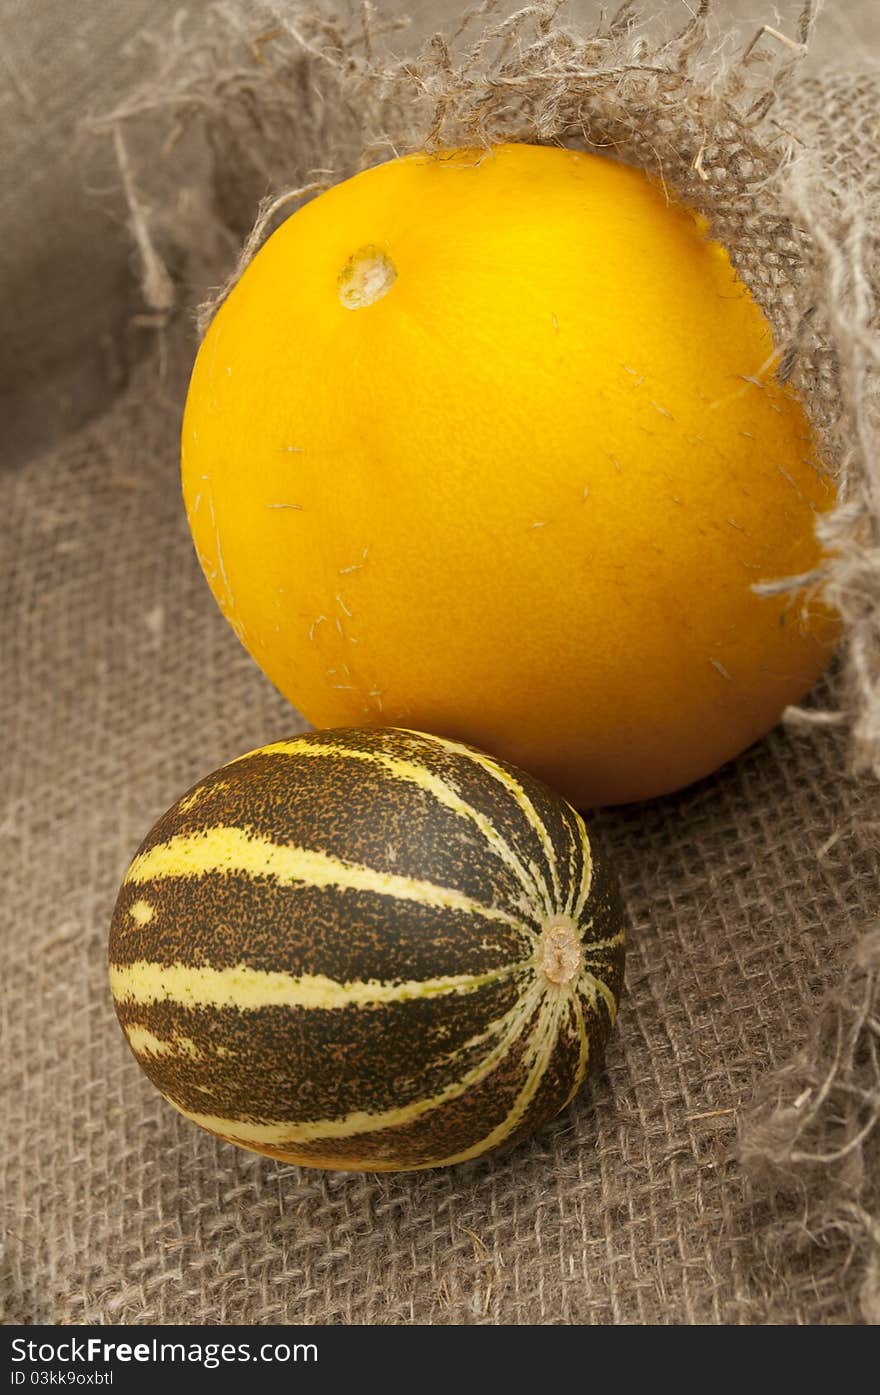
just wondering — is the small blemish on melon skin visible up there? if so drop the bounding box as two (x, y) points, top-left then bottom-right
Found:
(338, 246), (397, 309)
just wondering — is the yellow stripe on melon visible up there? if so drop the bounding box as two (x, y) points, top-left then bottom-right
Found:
(110, 959), (517, 1012)
(254, 736), (545, 918)
(125, 826), (529, 933)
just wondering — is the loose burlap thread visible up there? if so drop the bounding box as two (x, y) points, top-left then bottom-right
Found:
(3, 1), (879, 1323)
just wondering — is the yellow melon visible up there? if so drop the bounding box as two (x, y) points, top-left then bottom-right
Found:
(182, 143), (837, 805)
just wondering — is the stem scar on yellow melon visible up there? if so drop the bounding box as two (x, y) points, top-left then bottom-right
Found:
(338, 246), (397, 309)
(537, 916), (583, 987)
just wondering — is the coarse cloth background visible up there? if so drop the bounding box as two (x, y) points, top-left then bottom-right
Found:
(2, 0), (879, 1324)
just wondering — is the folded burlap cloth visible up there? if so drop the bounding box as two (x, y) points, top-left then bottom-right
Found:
(3, 2), (878, 1324)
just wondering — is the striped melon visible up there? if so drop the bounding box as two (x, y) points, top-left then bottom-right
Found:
(109, 727), (625, 1172)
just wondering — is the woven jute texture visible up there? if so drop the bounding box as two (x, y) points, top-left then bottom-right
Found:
(2, 1), (879, 1324)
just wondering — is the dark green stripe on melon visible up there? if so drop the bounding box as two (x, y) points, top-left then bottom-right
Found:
(113, 973), (527, 1120)
(110, 878), (531, 979)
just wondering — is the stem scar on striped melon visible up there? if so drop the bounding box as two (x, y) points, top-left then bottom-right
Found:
(537, 916), (583, 987)
(108, 725), (626, 1173)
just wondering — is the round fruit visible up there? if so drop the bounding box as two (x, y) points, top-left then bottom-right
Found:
(108, 727), (625, 1172)
(181, 143), (837, 807)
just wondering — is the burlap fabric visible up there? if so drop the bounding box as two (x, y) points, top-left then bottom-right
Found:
(2, 1), (879, 1324)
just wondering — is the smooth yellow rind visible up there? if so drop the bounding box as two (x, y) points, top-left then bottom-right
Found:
(182, 143), (837, 805)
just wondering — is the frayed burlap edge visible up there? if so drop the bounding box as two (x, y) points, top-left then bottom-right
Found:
(740, 924), (880, 1323)
(85, 0), (880, 1320)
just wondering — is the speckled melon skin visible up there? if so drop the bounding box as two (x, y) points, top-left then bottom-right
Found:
(109, 727), (625, 1172)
